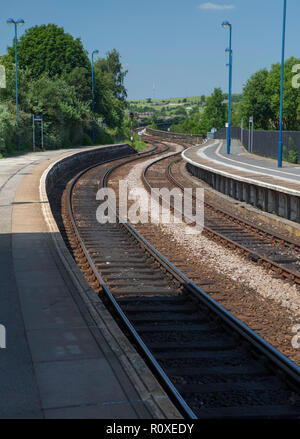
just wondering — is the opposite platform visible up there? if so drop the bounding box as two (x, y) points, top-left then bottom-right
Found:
(182, 139), (300, 224)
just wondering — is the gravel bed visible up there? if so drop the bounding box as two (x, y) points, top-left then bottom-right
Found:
(186, 389), (293, 409)
(159, 355), (253, 369)
(141, 330), (226, 344)
(107, 144), (300, 365)
(126, 154), (300, 315)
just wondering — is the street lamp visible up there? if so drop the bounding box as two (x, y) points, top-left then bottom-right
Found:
(91, 49), (99, 144)
(7, 18), (24, 151)
(222, 21), (232, 155)
(278, 0), (287, 168)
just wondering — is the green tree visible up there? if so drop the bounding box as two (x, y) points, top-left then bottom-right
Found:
(200, 88), (226, 132)
(0, 24), (129, 152)
(93, 50), (128, 128)
(174, 106), (187, 116)
(63, 66), (91, 104)
(94, 49), (127, 103)
(24, 75), (90, 147)
(238, 57), (300, 131)
(0, 103), (16, 153)
(239, 69), (272, 130)
(5, 24), (90, 79)
(266, 57), (300, 130)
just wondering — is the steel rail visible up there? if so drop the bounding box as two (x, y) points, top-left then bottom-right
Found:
(141, 143), (300, 285)
(67, 146), (198, 419)
(65, 141), (299, 419)
(141, 150), (300, 386)
(167, 158), (300, 284)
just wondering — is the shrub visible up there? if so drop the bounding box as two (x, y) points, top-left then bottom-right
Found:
(283, 145), (288, 161)
(81, 133), (92, 146)
(288, 137), (298, 164)
(0, 104), (16, 153)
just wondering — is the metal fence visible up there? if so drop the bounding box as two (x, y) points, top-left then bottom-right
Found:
(213, 126), (300, 164)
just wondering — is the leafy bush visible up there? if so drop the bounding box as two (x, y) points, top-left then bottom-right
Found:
(133, 135), (146, 152)
(0, 104), (16, 153)
(288, 137), (298, 164)
(0, 24), (128, 155)
(0, 137), (5, 155)
(81, 133), (92, 146)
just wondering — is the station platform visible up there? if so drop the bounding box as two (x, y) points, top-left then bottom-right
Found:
(0, 147), (180, 419)
(183, 139), (300, 196)
(182, 139), (300, 225)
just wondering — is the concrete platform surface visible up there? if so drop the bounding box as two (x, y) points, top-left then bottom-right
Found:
(0, 147), (180, 419)
(183, 140), (300, 196)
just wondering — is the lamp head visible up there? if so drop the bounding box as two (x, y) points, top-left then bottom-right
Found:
(16, 19), (25, 26)
(225, 48), (230, 53)
(92, 50), (99, 55)
(222, 21), (231, 29)
(6, 18), (15, 25)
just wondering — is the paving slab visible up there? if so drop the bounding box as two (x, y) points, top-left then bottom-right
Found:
(44, 400), (152, 419)
(26, 327), (102, 362)
(35, 358), (130, 409)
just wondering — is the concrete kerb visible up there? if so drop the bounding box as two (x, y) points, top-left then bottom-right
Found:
(39, 146), (182, 420)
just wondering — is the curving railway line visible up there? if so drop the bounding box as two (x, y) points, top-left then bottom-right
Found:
(51, 141), (300, 419)
(142, 140), (300, 286)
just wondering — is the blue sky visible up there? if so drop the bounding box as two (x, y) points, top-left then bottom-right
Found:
(1, 1), (299, 100)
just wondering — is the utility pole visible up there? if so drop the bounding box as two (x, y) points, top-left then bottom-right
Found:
(130, 112), (134, 147)
(278, 0), (287, 168)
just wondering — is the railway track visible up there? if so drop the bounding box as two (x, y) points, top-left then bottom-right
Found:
(57, 144), (300, 419)
(141, 143), (300, 286)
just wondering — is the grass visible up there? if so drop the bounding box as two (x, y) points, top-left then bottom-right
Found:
(133, 138), (147, 152)
(118, 135), (147, 152)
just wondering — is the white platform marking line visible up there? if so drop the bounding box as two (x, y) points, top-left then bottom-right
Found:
(197, 142), (300, 183)
(195, 141), (300, 186)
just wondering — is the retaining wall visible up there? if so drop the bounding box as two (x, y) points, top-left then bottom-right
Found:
(186, 162), (300, 224)
(46, 143), (135, 194)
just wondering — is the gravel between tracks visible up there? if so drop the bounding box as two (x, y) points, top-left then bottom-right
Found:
(126, 154), (300, 316)
(131, 155), (300, 312)
(107, 143), (300, 364)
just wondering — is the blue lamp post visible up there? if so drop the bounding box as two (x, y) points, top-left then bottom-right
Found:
(222, 21), (232, 155)
(91, 49), (99, 144)
(278, 0), (287, 168)
(7, 18), (25, 151)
